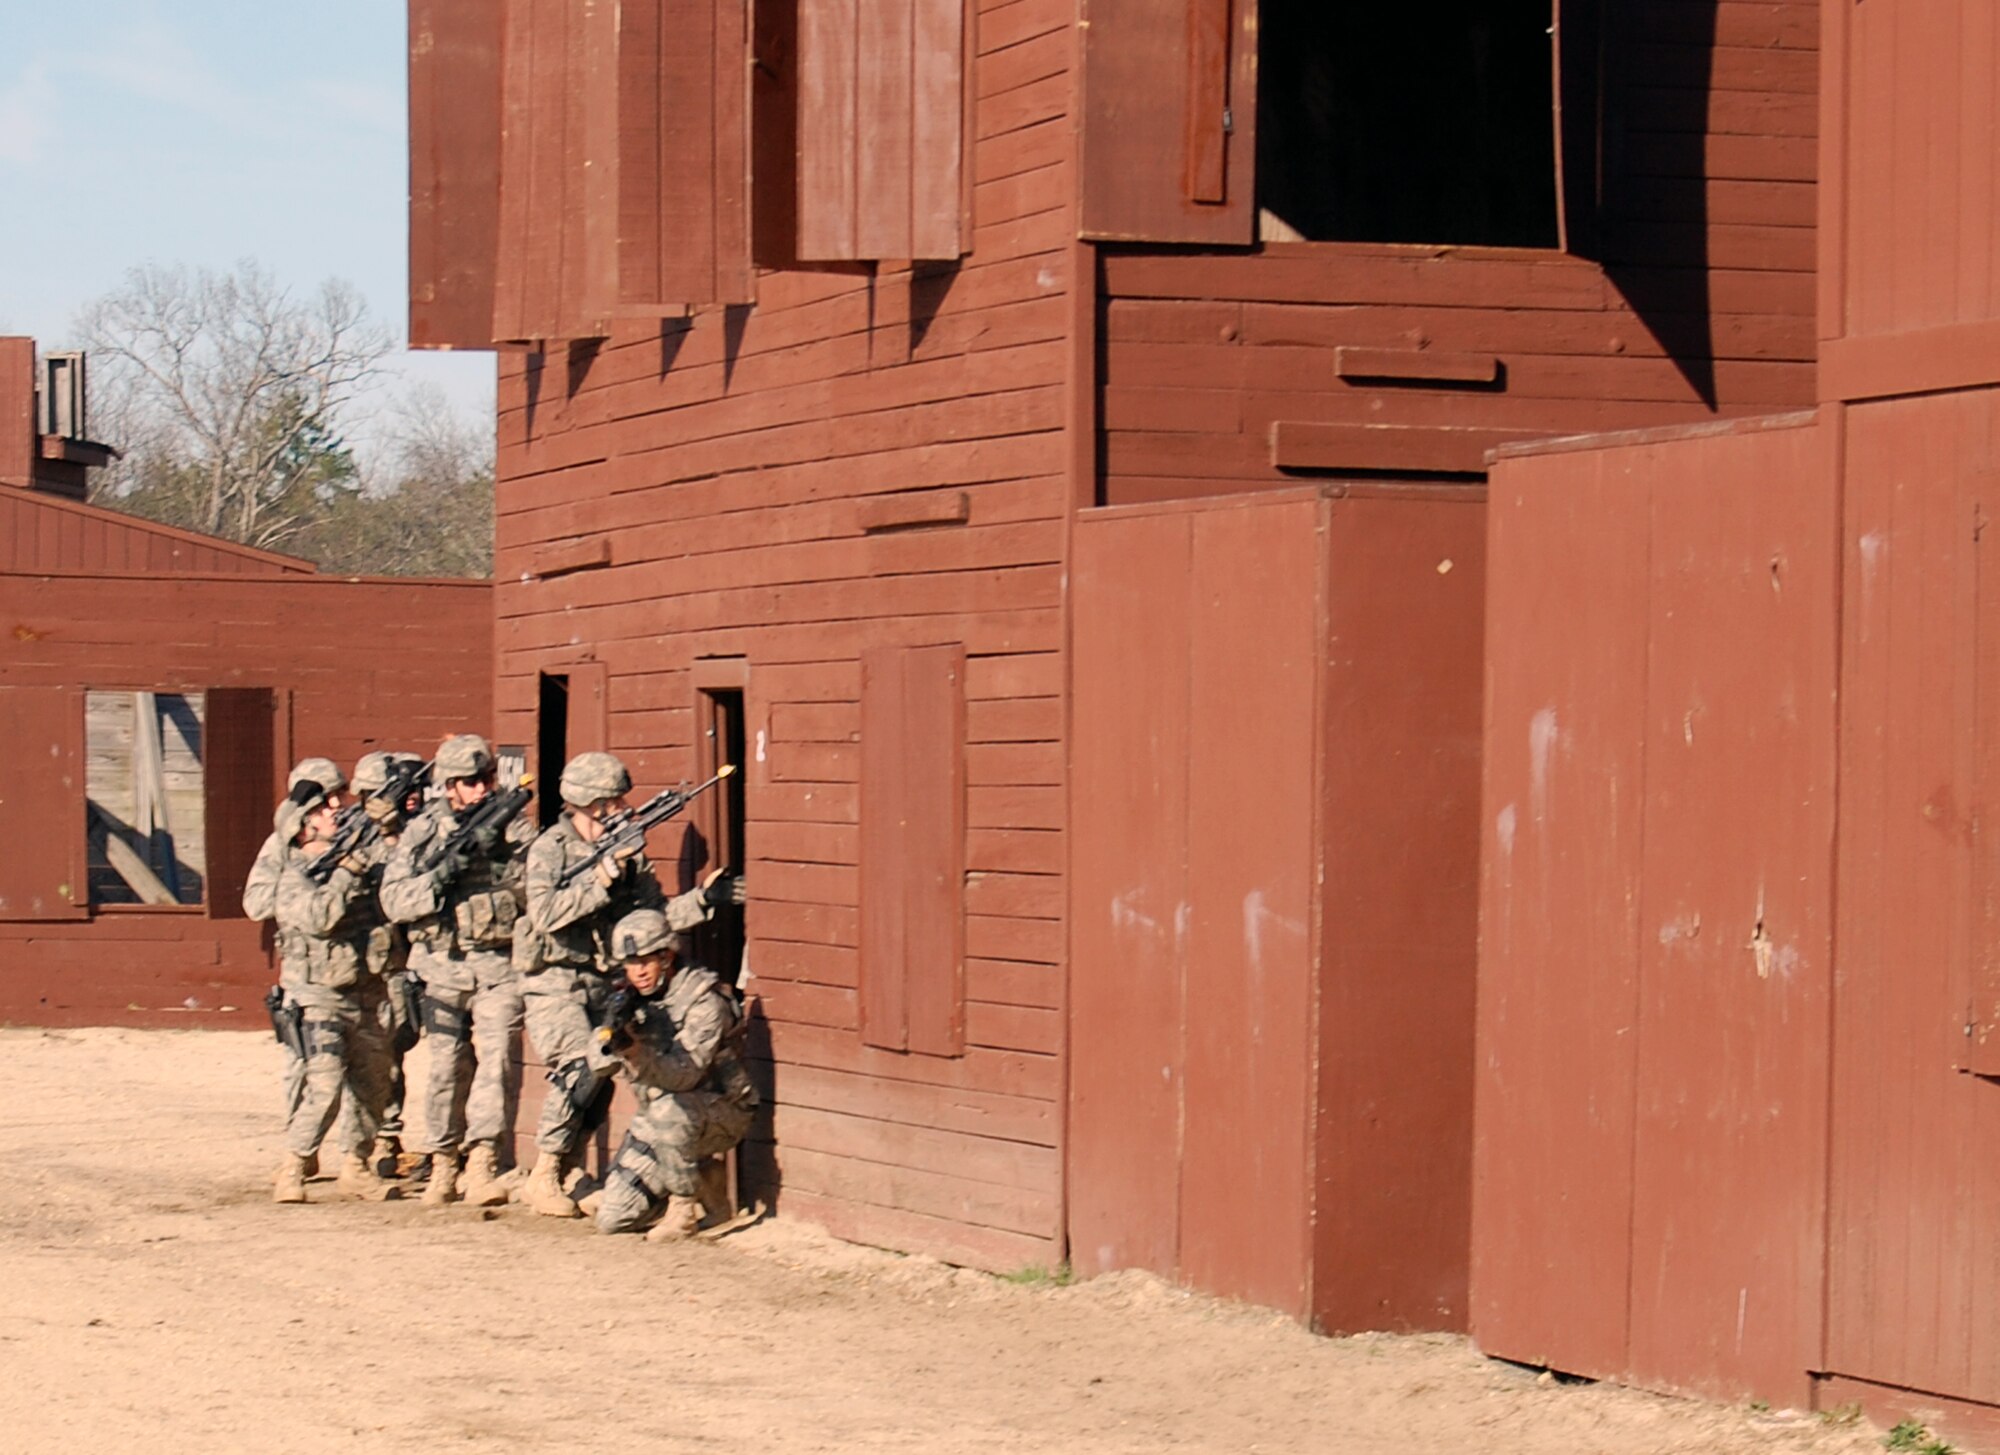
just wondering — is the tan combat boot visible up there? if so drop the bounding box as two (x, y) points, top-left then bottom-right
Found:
(273, 1153), (309, 1204)
(421, 1151), (459, 1207)
(644, 1194), (702, 1243)
(520, 1156), (580, 1218)
(337, 1150), (397, 1201)
(459, 1142), (509, 1208)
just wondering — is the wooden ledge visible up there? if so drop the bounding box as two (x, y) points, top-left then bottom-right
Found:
(1334, 347), (1501, 385)
(858, 490), (971, 533)
(529, 536), (612, 579)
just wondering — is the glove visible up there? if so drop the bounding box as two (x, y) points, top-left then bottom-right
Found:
(702, 870), (746, 907)
(435, 840), (477, 884)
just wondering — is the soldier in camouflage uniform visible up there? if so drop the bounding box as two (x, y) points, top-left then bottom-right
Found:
(514, 751), (739, 1218)
(380, 734), (529, 1207)
(245, 757), (348, 1152)
(592, 908), (759, 1239)
(346, 750), (427, 1172)
(271, 780), (397, 1204)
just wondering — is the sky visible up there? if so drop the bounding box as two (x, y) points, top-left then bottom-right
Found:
(0, 0), (495, 443)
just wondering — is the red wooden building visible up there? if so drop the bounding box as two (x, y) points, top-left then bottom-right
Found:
(0, 336), (495, 1027)
(1475, 0), (2000, 1441)
(406, 0), (1819, 1322)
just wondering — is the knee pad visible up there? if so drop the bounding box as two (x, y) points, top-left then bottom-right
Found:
(550, 1056), (600, 1118)
(423, 997), (472, 1045)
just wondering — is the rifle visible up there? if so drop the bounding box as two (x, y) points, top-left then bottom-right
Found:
(556, 766), (736, 889)
(595, 975), (651, 1055)
(263, 984), (307, 1061)
(379, 758), (433, 814)
(302, 804), (383, 885)
(416, 779), (536, 879)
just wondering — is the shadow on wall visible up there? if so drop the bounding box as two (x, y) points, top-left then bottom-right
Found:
(1598, 0), (1720, 409)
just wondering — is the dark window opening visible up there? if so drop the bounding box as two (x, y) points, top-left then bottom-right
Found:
(1256, 0), (1560, 248)
(536, 672), (569, 830)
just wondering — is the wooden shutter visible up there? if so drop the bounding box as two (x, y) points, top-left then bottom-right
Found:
(1552, 0), (1604, 258)
(1078, 0), (1257, 244)
(409, 0), (504, 350)
(202, 688), (277, 920)
(797, 0), (968, 261)
(493, 0), (614, 343)
(613, 0), (754, 309)
(0, 687), (87, 922)
(860, 643), (966, 1055)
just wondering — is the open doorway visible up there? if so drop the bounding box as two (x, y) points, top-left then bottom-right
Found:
(536, 671), (569, 829)
(693, 680), (749, 990)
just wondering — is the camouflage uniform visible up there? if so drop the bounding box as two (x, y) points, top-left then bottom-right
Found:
(273, 833), (396, 1168)
(246, 758), (347, 1130)
(349, 750), (425, 1156)
(516, 813), (673, 1159)
(379, 749), (529, 1177)
(597, 961), (759, 1236)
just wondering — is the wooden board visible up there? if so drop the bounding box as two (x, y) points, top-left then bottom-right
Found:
(409, 0), (504, 349)
(0, 686), (87, 922)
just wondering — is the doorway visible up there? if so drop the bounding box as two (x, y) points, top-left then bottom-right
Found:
(694, 679), (749, 988)
(536, 672), (569, 829)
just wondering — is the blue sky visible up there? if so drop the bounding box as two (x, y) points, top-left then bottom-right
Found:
(0, 0), (495, 433)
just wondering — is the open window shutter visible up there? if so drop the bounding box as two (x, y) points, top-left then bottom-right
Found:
(0, 687), (87, 922)
(1078, 0), (1257, 244)
(202, 688), (277, 921)
(1552, 0), (1604, 258)
(493, 0), (613, 343)
(797, 0), (967, 261)
(860, 644), (966, 1055)
(614, 0), (754, 308)
(409, 0), (504, 350)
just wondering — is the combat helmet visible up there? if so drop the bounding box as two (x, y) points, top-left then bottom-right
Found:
(560, 750), (631, 807)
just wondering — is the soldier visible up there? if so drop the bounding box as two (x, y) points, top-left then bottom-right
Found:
(271, 780), (397, 1204)
(380, 735), (529, 1208)
(246, 756), (349, 1158)
(243, 757), (348, 922)
(347, 750), (427, 1174)
(515, 750), (738, 1218)
(592, 909), (759, 1240)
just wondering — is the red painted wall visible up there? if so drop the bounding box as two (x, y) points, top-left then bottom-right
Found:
(0, 569), (494, 1028)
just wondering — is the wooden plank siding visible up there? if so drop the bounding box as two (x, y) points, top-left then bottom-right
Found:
(0, 487), (317, 576)
(490, 0), (1071, 1271)
(1097, 0), (1821, 505)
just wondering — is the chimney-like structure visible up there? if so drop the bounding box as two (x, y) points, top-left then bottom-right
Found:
(0, 336), (115, 501)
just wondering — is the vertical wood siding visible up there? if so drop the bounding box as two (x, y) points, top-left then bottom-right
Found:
(1477, 415), (1836, 1405)
(409, 0), (504, 350)
(0, 490), (315, 575)
(490, 0), (1071, 1271)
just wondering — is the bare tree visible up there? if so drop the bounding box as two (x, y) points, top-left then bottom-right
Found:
(79, 261), (390, 551)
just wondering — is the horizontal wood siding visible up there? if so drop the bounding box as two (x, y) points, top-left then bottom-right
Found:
(1098, 0), (1820, 504)
(0, 572), (493, 1026)
(492, 0), (1070, 1271)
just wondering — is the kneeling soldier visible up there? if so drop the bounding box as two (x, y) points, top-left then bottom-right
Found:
(381, 734), (529, 1207)
(271, 781), (397, 1203)
(515, 751), (731, 1217)
(594, 909), (759, 1239)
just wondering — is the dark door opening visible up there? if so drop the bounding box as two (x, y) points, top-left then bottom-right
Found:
(694, 686), (749, 989)
(536, 672), (569, 829)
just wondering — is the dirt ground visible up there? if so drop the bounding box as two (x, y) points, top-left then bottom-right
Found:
(0, 1027), (1891, 1455)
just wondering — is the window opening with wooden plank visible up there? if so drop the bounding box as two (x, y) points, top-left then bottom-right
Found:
(84, 690), (207, 908)
(1080, 0), (1592, 250)
(1256, 0), (1560, 247)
